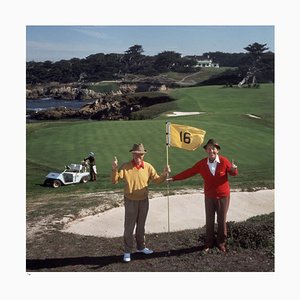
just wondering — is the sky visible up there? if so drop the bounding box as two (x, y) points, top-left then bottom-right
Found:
(26, 25), (274, 62)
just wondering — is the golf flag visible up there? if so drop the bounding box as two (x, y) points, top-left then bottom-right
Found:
(166, 122), (206, 151)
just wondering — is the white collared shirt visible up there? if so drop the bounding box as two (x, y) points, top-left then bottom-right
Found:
(207, 155), (220, 176)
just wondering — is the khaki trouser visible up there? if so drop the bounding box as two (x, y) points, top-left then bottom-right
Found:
(204, 196), (230, 248)
(124, 197), (149, 253)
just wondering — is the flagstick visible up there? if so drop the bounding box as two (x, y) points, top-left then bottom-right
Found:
(166, 146), (171, 255)
(166, 122), (171, 255)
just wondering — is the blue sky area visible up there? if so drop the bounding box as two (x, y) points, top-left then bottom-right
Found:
(26, 26), (274, 62)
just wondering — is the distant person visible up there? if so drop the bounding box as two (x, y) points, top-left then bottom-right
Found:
(168, 139), (238, 252)
(111, 143), (170, 262)
(84, 152), (97, 181)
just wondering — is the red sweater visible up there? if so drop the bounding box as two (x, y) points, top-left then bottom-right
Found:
(172, 155), (238, 199)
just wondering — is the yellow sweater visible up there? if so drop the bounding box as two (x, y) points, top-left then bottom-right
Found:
(112, 161), (166, 200)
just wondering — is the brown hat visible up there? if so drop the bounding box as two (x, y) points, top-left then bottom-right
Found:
(129, 143), (148, 154)
(203, 139), (221, 150)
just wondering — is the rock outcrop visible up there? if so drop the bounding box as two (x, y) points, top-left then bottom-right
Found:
(26, 79), (173, 101)
(26, 84), (103, 100)
(26, 78), (176, 121)
(28, 93), (173, 121)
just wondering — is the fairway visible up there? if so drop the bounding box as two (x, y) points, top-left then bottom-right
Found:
(27, 84), (274, 196)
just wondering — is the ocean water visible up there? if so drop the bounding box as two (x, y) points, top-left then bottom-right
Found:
(26, 98), (92, 112)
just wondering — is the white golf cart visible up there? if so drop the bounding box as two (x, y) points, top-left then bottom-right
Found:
(44, 163), (90, 188)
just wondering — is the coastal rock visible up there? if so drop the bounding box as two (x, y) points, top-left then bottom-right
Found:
(26, 79), (172, 101)
(26, 84), (101, 100)
(29, 93), (173, 121)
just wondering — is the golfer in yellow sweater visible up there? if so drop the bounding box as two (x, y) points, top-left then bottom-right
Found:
(112, 143), (170, 262)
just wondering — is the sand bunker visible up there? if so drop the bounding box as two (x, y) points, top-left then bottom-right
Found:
(62, 189), (274, 238)
(166, 111), (205, 117)
(246, 114), (261, 119)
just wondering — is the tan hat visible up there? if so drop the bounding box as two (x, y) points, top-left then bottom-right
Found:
(129, 143), (147, 154)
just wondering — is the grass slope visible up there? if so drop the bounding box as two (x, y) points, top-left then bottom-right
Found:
(27, 84), (274, 198)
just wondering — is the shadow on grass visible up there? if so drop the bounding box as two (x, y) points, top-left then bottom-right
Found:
(26, 246), (201, 271)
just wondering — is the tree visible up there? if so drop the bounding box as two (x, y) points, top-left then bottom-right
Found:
(203, 51), (246, 67)
(153, 51), (182, 72)
(122, 45), (145, 73)
(244, 42), (269, 57)
(124, 44), (144, 58)
(26, 43), (274, 85)
(238, 42), (271, 86)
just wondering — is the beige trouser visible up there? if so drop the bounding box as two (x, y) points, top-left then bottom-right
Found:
(124, 197), (149, 253)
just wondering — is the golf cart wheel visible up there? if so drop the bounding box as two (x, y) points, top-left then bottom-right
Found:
(81, 176), (89, 184)
(52, 180), (61, 188)
(44, 179), (51, 186)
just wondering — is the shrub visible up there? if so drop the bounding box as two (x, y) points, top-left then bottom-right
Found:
(198, 213), (274, 256)
(227, 213), (274, 252)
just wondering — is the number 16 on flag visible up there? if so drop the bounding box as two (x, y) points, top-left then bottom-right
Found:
(166, 122), (206, 151)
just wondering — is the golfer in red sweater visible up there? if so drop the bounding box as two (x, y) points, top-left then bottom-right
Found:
(168, 139), (238, 252)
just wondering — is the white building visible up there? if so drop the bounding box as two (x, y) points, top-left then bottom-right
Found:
(193, 55), (219, 68)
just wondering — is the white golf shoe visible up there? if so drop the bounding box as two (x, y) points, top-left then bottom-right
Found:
(137, 247), (154, 254)
(123, 253), (131, 262)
